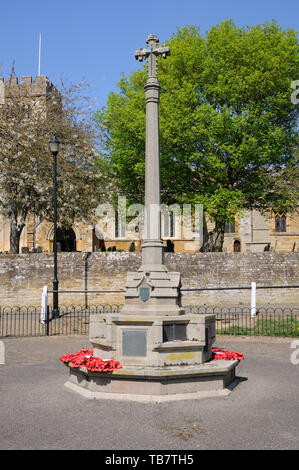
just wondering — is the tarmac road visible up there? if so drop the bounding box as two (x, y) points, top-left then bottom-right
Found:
(0, 335), (298, 450)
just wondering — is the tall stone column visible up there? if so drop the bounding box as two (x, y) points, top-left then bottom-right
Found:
(115, 34), (182, 315)
(136, 34), (170, 272)
(142, 78), (164, 270)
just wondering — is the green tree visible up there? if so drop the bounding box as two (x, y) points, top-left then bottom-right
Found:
(96, 21), (299, 251)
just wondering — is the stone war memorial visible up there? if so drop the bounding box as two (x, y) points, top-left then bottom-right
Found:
(63, 34), (239, 402)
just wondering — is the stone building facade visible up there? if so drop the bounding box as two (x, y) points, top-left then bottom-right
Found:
(221, 209), (299, 253)
(0, 207), (298, 254)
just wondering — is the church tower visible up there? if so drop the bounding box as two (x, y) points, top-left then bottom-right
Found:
(0, 75), (56, 252)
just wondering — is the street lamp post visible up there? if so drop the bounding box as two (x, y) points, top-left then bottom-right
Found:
(49, 136), (60, 318)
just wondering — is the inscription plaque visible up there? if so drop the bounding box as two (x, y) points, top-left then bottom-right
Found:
(163, 323), (187, 342)
(122, 330), (147, 357)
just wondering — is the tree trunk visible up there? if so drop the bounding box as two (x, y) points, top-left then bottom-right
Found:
(212, 220), (225, 251)
(9, 206), (28, 254)
(201, 219), (225, 252)
(10, 219), (22, 254)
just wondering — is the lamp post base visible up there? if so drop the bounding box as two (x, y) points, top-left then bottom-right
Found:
(52, 280), (59, 318)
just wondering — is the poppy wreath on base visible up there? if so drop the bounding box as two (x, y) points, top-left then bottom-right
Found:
(212, 348), (244, 361)
(60, 348), (243, 370)
(60, 349), (122, 372)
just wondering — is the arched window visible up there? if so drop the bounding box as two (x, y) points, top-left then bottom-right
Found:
(164, 212), (175, 238)
(170, 212), (175, 238)
(225, 219), (236, 233)
(275, 215), (287, 233)
(115, 213), (126, 238)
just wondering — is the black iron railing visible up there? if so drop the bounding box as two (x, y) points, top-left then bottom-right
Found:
(0, 305), (120, 338)
(184, 306), (299, 337)
(0, 305), (298, 339)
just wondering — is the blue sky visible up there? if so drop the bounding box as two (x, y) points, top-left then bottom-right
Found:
(0, 0), (298, 109)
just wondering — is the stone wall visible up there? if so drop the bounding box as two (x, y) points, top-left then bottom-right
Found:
(0, 252), (298, 307)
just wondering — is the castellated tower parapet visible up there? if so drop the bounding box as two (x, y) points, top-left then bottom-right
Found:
(0, 75), (55, 99)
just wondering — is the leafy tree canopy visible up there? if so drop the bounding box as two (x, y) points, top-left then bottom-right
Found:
(96, 21), (299, 250)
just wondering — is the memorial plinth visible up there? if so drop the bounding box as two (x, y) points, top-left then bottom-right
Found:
(64, 34), (239, 401)
(90, 311), (216, 368)
(65, 360), (238, 403)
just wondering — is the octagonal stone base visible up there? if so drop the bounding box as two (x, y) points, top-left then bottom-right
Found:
(63, 360), (239, 403)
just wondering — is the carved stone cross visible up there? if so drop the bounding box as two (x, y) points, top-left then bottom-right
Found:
(135, 34), (170, 80)
(134, 34), (171, 272)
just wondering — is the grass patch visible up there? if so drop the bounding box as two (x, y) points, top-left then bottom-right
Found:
(217, 317), (299, 337)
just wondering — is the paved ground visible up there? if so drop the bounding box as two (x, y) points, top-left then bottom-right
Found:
(0, 334), (298, 450)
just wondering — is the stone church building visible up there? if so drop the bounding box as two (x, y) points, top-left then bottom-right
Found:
(0, 75), (298, 254)
(1, 208), (298, 254)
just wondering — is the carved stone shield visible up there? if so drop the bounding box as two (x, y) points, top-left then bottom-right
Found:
(140, 287), (150, 302)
